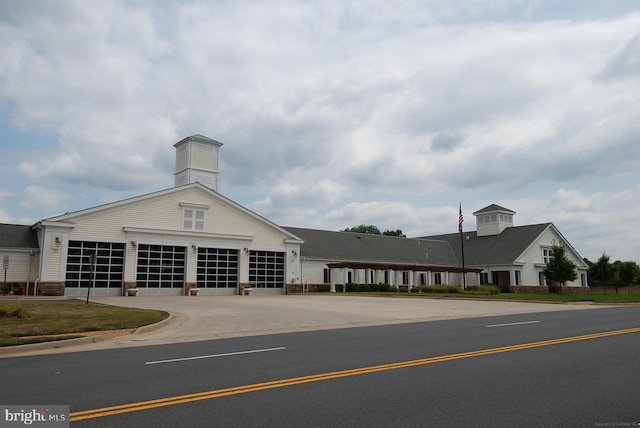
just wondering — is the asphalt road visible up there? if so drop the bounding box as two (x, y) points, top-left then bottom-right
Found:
(1, 305), (638, 427)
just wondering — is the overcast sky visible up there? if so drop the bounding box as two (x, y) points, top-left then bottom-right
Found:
(1, 0), (639, 262)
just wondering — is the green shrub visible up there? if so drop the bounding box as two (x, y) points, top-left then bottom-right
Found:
(389, 286), (398, 292)
(434, 286), (447, 293)
(447, 286), (460, 293)
(0, 305), (31, 318)
(345, 283), (358, 292)
(378, 283), (391, 292)
(409, 286), (420, 293)
(356, 283), (371, 292)
(461, 285), (500, 296)
(479, 285), (500, 295)
(421, 286), (435, 293)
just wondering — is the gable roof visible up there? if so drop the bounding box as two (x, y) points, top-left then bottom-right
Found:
(284, 226), (461, 269)
(420, 223), (552, 266)
(38, 183), (304, 243)
(0, 223), (39, 249)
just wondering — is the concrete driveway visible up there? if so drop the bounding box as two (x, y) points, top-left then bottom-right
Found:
(94, 294), (600, 346)
(2, 294), (603, 356)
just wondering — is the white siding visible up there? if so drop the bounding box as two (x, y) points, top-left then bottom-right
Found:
(61, 186), (291, 249)
(301, 260), (330, 284)
(0, 251), (39, 283)
(517, 226), (585, 286)
(41, 185), (300, 295)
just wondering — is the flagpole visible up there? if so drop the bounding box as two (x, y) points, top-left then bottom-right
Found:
(459, 203), (466, 290)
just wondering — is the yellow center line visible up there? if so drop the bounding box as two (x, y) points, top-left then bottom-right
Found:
(70, 326), (640, 422)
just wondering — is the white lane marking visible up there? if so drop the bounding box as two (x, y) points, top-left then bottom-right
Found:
(145, 347), (286, 365)
(486, 320), (541, 328)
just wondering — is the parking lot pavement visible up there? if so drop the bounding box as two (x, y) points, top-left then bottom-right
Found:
(2, 294), (605, 356)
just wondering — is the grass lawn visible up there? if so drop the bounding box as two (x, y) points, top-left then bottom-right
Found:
(0, 301), (169, 347)
(488, 292), (640, 303)
(329, 291), (640, 304)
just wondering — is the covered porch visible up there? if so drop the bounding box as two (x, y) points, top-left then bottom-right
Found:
(325, 261), (483, 291)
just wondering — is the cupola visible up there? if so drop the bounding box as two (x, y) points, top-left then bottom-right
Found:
(174, 134), (223, 191)
(473, 204), (515, 236)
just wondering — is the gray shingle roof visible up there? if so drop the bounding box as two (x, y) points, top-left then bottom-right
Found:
(284, 226), (459, 267)
(174, 134), (224, 147)
(420, 223), (551, 266)
(0, 223), (38, 248)
(473, 204), (516, 215)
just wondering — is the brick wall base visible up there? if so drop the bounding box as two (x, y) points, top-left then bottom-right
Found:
(184, 282), (197, 295)
(509, 285), (591, 294)
(38, 281), (65, 296)
(509, 285), (549, 294)
(559, 286), (591, 295)
(287, 283), (331, 293)
(123, 282), (137, 295)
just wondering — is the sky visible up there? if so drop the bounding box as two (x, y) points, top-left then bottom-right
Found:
(0, 0), (639, 263)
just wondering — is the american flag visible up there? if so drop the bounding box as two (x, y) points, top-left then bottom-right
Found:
(458, 204), (464, 234)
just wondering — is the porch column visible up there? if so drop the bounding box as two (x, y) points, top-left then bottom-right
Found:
(330, 268), (336, 293)
(509, 269), (516, 286)
(388, 269), (394, 286)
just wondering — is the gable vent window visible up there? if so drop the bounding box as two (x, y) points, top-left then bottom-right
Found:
(183, 208), (205, 231)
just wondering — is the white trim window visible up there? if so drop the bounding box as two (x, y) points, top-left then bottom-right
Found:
(542, 248), (554, 264)
(183, 208), (205, 231)
(434, 273), (442, 285)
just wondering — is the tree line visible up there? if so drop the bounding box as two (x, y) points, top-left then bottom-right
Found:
(342, 224), (406, 237)
(586, 253), (639, 294)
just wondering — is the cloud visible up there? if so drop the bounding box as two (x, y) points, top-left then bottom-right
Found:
(252, 179), (349, 225)
(20, 185), (72, 212)
(322, 201), (457, 237)
(550, 189), (604, 212)
(1, 1), (639, 261)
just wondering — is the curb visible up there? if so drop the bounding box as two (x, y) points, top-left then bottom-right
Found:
(132, 313), (175, 335)
(0, 313), (175, 356)
(0, 335), (110, 356)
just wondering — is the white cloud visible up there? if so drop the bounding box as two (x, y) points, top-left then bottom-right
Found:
(550, 189), (604, 212)
(20, 186), (72, 212)
(1, 0), (639, 261)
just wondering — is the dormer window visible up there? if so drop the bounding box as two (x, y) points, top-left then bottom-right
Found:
(500, 214), (512, 223)
(180, 202), (209, 231)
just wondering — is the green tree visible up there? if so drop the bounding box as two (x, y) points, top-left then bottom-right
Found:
(382, 229), (406, 237)
(543, 243), (577, 291)
(588, 252), (613, 294)
(611, 260), (638, 294)
(343, 225), (381, 235)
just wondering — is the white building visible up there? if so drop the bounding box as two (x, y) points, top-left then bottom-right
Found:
(0, 135), (589, 297)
